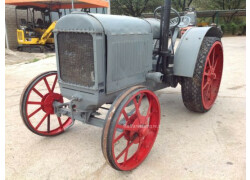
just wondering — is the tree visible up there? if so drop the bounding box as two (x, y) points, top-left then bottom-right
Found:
(111, 0), (195, 17)
(172, 0), (194, 11)
(111, 0), (150, 17)
(194, 0), (246, 22)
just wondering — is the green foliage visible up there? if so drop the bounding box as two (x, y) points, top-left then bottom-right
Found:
(230, 23), (237, 35)
(220, 22), (245, 35)
(111, 0), (196, 17)
(32, 58), (40, 63)
(239, 22), (246, 35)
(111, 0), (153, 16)
(172, 0), (194, 11)
(220, 24), (225, 33)
(193, 0), (246, 23)
(193, 0), (246, 10)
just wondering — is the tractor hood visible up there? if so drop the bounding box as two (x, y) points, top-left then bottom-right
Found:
(54, 12), (160, 38)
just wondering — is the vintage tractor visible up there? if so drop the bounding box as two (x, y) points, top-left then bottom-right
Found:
(20, 0), (223, 171)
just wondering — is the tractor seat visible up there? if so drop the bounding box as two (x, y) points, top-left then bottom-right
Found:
(20, 19), (27, 26)
(36, 18), (44, 28)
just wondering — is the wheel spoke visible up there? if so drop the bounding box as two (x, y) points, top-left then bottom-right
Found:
(122, 110), (129, 121)
(51, 75), (58, 92)
(43, 77), (52, 93)
(47, 115), (50, 133)
(116, 139), (135, 161)
(209, 84), (215, 100)
(124, 141), (130, 162)
(35, 113), (49, 130)
(32, 88), (44, 98)
(57, 117), (63, 129)
(137, 93), (144, 107)
(203, 81), (209, 90)
(28, 107), (42, 118)
(213, 57), (218, 70)
(204, 72), (209, 76)
(133, 99), (140, 116)
(205, 84), (211, 99)
(114, 132), (125, 143)
(27, 101), (43, 105)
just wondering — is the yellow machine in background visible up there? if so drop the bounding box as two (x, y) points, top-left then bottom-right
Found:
(16, 6), (61, 52)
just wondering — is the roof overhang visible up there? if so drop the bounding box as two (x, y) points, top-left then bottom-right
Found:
(5, 0), (109, 10)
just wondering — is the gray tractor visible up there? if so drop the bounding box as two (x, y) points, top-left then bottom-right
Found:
(20, 0), (223, 171)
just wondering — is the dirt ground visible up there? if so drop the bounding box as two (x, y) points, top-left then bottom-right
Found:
(5, 49), (55, 65)
(5, 36), (245, 180)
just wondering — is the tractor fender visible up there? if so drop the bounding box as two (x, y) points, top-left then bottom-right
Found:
(173, 27), (222, 77)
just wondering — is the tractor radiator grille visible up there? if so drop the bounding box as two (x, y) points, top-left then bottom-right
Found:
(57, 32), (95, 87)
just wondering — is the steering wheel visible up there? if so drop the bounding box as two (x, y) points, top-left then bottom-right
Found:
(154, 6), (181, 29)
(153, 6), (163, 19)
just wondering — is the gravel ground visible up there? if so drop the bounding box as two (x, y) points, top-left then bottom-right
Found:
(5, 36), (245, 180)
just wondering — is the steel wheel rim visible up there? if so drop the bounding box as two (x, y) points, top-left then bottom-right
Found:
(24, 72), (72, 135)
(111, 90), (160, 170)
(201, 41), (223, 110)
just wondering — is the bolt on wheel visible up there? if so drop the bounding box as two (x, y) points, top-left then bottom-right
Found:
(20, 71), (73, 136)
(102, 86), (161, 171)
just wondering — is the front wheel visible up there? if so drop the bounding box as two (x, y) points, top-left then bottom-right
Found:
(20, 71), (73, 136)
(102, 86), (161, 171)
(181, 37), (223, 112)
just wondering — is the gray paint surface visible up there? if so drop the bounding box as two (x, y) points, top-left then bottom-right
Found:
(90, 13), (152, 35)
(174, 27), (212, 77)
(144, 18), (161, 39)
(54, 13), (155, 108)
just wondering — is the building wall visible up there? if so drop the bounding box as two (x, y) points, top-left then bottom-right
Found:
(5, 5), (22, 49)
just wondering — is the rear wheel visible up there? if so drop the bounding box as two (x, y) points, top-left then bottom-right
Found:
(181, 37), (223, 112)
(20, 71), (73, 136)
(102, 86), (161, 171)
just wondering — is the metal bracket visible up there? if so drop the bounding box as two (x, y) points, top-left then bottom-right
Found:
(53, 100), (107, 128)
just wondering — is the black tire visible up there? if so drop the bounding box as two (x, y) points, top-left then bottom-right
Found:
(181, 37), (223, 113)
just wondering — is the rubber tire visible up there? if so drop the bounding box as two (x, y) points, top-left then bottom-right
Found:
(181, 37), (221, 113)
(20, 71), (65, 136)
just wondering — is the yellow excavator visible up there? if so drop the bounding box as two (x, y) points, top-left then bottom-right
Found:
(15, 6), (61, 52)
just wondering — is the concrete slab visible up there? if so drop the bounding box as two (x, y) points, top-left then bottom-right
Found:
(5, 36), (245, 180)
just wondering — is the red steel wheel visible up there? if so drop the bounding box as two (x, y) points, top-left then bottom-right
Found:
(201, 41), (223, 110)
(102, 86), (160, 171)
(20, 71), (73, 136)
(181, 37), (223, 112)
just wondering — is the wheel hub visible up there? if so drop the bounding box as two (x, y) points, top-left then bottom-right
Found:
(124, 114), (148, 143)
(41, 93), (63, 114)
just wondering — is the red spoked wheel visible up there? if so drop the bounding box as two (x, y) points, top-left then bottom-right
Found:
(20, 71), (73, 136)
(181, 37), (223, 112)
(201, 41), (223, 110)
(102, 86), (160, 171)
